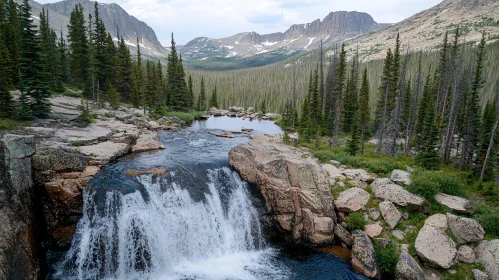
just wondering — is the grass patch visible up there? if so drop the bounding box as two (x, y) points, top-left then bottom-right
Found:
(346, 212), (366, 231)
(407, 170), (467, 200)
(162, 110), (204, 124)
(443, 263), (484, 280)
(0, 118), (31, 130)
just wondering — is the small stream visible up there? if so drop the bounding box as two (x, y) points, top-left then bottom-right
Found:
(48, 116), (366, 280)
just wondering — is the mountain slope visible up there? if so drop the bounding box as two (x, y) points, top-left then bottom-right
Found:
(21, 0), (169, 58)
(181, 11), (389, 62)
(346, 0), (499, 60)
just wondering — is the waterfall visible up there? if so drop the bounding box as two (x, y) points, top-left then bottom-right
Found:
(55, 167), (286, 280)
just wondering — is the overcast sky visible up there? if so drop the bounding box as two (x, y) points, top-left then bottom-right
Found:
(37, 0), (443, 45)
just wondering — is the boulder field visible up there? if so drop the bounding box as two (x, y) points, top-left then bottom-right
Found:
(229, 138), (496, 279)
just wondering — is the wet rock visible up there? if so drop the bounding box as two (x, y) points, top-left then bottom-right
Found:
(334, 187), (370, 212)
(371, 182), (428, 212)
(132, 131), (165, 153)
(391, 169), (411, 185)
(395, 249), (425, 280)
(447, 213), (485, 244)
(424, 214), (448, 231)
(415, 225), (457, 269)
(352, 230), (381, 279)
(228, 142), (335, 245)
(125, 116), (152, 129)
(125, 167), (168, 177)
(457, 245), (476, 264)
(380, 201), (402, 229)
(476, 239), (499, 279)
(472, 269), (490, 280)
(435, 193), (472, 213)
(365, 222), (383, 238)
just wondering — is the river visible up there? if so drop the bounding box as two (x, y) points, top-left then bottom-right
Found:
(48, 116), (366, 280)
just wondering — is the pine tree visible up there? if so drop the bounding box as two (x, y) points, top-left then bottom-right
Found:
(0, 38), (15, 118)
(459, 34), (486, 168)
(299, 96), (311, 142)
(375, 48), (394, 153)
(332, 43), (347, 139)
(479, 83), (499, 181)
(210, 86), (219, 108)
(310, 67), (322, 133)
(67, 3), (89, 85)
(116, 36), (133, 102)
(19, 0), (51, 118)
(415, 71), (433, 149)
(198, 77), (207, 111)
(188, 75), (193, 108)
(135, 37), (144, 110)
(17, 71), (32, 120)
(359, 68), (371, 154)
(415, 99), (440, 170)
(348, 112), (361, 155)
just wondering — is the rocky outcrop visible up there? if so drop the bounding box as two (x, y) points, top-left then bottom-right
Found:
(228, 142), (335, 245)
(0, 135), (39, 280)
(370, 181), (429, 212)
(476, 240), (499, 279)
(395, 247), (426, 280)
(352, 230), (381, 279)
(380, 201), (402, 229)
(334, 187), (370, 212)
(341, 169), (374, 187)
(435, 193), (472, 213)
(334, 223), (353, 246)
(391, 169), (411, 185)
(415, 225), (457, 269)
(447, 213), (485, 244)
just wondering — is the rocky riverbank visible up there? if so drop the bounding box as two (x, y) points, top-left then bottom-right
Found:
(229, 136), (498, 280)
(1, 95), (184, 255)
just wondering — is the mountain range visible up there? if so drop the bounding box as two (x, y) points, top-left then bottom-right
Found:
(24, 0), (499, 68)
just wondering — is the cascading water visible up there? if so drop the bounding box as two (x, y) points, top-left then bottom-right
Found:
(50, 117), (367, 280)
(55, 167), (286, 280)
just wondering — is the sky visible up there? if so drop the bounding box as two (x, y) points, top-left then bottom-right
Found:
(37, 0), (443, 45)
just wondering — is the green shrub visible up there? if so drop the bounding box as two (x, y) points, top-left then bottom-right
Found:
(407, 172), (440, 199)
(70, 140), (84, 147)
(374, 243), (399, 274)
(163, 110), (203, 124)
(408, 171), (467, 199)
(475, 205), (499, 236)
(360, 157), (406, 175)
(313, 150), (338, 162)
(346, 212), (366, 231)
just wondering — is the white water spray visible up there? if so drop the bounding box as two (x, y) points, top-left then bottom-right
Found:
(56, 167), (286, 280)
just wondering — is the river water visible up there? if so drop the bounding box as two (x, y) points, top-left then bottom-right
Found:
(49, 116), (366, 280)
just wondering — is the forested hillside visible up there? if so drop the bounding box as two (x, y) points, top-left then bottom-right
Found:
(187, 40), (499, 114)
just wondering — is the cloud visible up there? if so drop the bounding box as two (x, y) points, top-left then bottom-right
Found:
(37, 0), (442, 45)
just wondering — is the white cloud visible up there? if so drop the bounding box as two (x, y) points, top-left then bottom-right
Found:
(37, 0), (442, 45)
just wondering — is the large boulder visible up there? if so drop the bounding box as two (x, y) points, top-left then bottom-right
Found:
(415, 225), (457, 269)
(79, 141), (130, 166)
(365, 222), (383, 238)
(391, 169), (411, 185)
(371, 182), (428, 212)
(228, 142), (335, 245)
(447, 213), (485, 244)
(352, 230), (381, 279)
(341, 169), (374, 186)
(395, 248), (426, 280)
(334, 187), (370, 212)
(321, 164), (346, 182)
(435, 193), (472, 213)
(379, 201), (402, 229)
(0, 135), (39, 280)
(476, 240), (499, 280)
